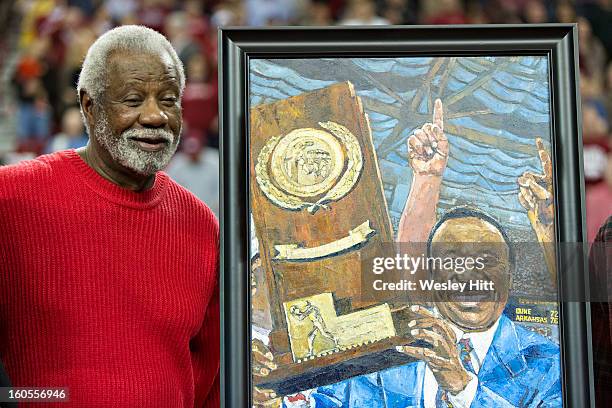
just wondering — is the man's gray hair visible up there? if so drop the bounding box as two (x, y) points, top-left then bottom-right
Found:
(77, 25), (185, 105)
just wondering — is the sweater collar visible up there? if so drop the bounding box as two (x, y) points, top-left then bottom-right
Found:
(62, 149), (168, 209)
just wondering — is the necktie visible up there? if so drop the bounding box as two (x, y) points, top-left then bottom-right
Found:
(458, 338), (477, 375)
(435, 337), (476, 408)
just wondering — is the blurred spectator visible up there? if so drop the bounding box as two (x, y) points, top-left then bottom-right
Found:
(183, 1), (212, 51)
(62, 6), (96, 102)
(165, 11), (202, 66)
(211, 1), (246, 27)
(578, 17), (607, 84)
(465, 1), (489, 24)
(483, 0), (522, 23)
(380, 0), (416, 25)
(46, 107), (88, 153)
(555, 1), (577, 23)
(182, 53), (218, 146)
(587, 149), (612, 242)
(105, 0), (138, 22)
(578, 12), (610, 193)
(90, 4), (114, 35)
(340, 0), (390, 25)
(136, 0), (173, 34)
(17, 0), (56, 49)
(69, 0), (96, 17)
(12, 38), (52, 155)
(522, 0), (549, 23)
(245, 0), (302, 26)
(167, 137), (220, 216)
(582, 101), (609, 186)
(578, 0), (612, 56)
(302, 0), (334, 25)
(422, 0), (469, 24)
(0, 0), (609, 243)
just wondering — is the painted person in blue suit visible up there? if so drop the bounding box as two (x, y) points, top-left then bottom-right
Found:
(274, 99), (561, 407)
(286, 205), (562, 407)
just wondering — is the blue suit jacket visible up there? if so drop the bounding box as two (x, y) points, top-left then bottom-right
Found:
(299, 315), (562, 408)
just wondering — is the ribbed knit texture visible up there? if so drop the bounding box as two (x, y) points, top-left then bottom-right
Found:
(0, 149), (219, 407)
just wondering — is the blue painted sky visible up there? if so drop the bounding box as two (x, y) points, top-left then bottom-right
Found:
(249, 56), (552, 236)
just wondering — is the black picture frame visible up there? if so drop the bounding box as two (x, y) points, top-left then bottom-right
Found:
(219, 24), (592, 408)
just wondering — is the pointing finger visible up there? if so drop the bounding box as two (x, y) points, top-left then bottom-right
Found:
(433, 98), (444, 131)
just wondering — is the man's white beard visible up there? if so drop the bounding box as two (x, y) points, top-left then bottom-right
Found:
(94, 109), (180, 176)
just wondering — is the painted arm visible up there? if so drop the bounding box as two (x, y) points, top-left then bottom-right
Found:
(517, 138), (556, 285)
(397, 99), (449, 244)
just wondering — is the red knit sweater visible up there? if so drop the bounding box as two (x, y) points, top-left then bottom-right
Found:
(0, 150), (219, 407)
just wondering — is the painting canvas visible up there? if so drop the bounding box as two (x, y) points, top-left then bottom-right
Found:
(247, 55), (565, 407)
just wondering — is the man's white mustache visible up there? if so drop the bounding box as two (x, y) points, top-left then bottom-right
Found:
(122, 128), (174, 143)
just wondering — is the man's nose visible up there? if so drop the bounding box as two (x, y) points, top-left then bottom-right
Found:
(139, 97), (169, 128)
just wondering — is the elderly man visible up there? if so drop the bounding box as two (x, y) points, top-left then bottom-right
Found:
(0, 26), (218, 407)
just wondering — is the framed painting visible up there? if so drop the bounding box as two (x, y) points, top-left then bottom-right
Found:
(220, 25), (593, 408)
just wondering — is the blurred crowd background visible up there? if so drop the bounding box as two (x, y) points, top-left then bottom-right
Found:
(0, 0), (610, 235)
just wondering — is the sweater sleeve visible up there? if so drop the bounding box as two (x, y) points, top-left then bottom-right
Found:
(193, 276), (220, 407)
(193, 215), (220, 407)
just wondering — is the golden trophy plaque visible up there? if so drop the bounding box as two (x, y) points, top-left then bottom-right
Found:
(250, 82), (414, 394)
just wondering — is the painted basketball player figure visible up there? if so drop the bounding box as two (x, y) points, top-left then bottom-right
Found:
(290, 301), (340, 357)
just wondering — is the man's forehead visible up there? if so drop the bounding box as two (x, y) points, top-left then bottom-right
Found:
(106, 50), (179, 82)
(432, 216), (506, 243)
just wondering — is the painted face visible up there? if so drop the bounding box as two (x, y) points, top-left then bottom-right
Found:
(92, 50), (182, 176)
(430, 216), (511, 332)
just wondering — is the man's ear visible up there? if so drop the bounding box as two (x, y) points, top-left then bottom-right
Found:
(79, 89), (95, 130)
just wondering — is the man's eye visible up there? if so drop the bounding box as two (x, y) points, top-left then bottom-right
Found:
(162, 97), (177, 105)
(124, 98), (142, 105)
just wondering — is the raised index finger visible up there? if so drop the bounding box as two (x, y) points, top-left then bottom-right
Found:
(535, 138), (552, 180)
(433, 98), (444, 131)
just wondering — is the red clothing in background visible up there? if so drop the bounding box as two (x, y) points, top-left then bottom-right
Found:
(182, 81), (218, 141)
(586, 182), (612, 242)
(0, 150), (219, 407)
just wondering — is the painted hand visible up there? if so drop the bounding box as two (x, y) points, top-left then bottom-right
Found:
(517, 137), (556, 283)
(396, 305), (471, 394)
(252, 339), (281, 407)
(518, 138), (554, 229)
(407, 99), (449, 176)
